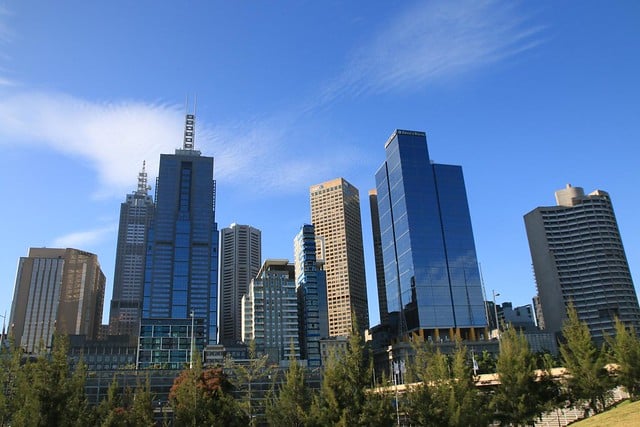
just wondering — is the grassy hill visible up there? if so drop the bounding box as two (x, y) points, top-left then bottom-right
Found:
(570, 400), (640, 427)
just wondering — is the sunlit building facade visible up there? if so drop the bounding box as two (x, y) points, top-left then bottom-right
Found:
(310, 178), (369, 337)
(525, 184), (640, 341)
(9, 248), (106, 353)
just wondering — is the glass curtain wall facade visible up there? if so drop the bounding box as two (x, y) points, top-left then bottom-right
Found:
(369, 189), (389, 326)
(294, 224), (329, 367)
(142, 114), (219, 346)
(375, 130), (486, 341)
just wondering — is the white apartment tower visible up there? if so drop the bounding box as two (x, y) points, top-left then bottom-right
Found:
(241, 259), (300, 364)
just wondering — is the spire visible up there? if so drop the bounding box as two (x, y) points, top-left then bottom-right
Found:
(136, 160), (150, 195)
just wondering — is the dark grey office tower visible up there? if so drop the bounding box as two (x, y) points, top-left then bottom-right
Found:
(369, 189), (388, 326)
(142, 113), (219, 346)
(219, 223), (261, 345)
(109, 162), (154, 339)
(375, 130), (487, 342)
(525, 184), (640, 342)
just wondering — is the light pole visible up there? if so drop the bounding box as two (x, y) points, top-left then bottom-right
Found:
(389, 346), (405, 427)
(0, 311), (6, 349)
(189, 310), (195, 369)
(492, 290), (500, 338)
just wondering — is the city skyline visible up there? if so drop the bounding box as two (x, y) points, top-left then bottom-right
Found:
(1, 1), (639, 329)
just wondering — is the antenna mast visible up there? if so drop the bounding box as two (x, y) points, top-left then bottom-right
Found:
(183, 95), (196, 150)
(136, 160), (150, 195)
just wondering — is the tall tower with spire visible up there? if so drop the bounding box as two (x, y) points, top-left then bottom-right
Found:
(108, 162), (155, 340)
(141, 111), (220, 356)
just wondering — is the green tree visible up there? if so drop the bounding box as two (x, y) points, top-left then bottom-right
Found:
(224, 340), (271, 426)
(0, 338), (22, 426)
(129, 377), (156, 427)
(309, 321), (394, 427)
(359, 368), (395, 427)
(5, 333), (91, 427)
(606, 317), (640, 400)
(405, 341), (489, 426)
(476, 350), (496, 374)
(9, 358), (41, 427)
(96, 375), (155, 427)
(170, 353), (245, 427)
(449, 343), (490, 426)
(405, 344), (451, 425)
(266, 352), (310, 426)
(1, 339), (39, 427)
(490, 326), (560, 426)
(560, 303), (612, 414)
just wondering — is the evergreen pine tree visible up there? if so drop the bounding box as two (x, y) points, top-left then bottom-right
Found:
(607, 317), (640, 400)
(560, 303), (612, 414)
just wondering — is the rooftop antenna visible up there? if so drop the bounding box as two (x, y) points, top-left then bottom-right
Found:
(136, 160), (150, 195)
(183, 95), (195, 150)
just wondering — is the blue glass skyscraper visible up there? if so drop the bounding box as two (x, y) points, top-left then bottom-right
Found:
(142, 114), (219, 345)
(294, 224), (329, 367)
(375, 130), (486, 341)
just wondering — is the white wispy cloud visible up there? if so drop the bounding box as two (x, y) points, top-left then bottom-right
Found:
(0, 1), (541, 200)
(318, 0), (542, 103)
(0, 91), (184, 198)
(0, 91), (349, 198)
(52, 224), (118, 249)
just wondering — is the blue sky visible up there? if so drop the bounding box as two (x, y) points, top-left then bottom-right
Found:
(1, 1), (639, 328)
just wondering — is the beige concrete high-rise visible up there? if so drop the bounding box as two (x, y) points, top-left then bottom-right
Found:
(310, 178), (369, 337)
(525, 184), (640, 342)
(9, 248), (106, 353)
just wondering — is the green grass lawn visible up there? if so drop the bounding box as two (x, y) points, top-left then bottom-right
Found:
(570, 400), (640, 427)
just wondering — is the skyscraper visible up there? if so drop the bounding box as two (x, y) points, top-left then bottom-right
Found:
(142, 113), (219, 345)
(241, 259), (300, 364)
(369, 189), (388, 326)
(375, 130), (486, 341)
(219, 223), (261, 345)
(524, 184), (640, 341)
(294, 224), (329, 367)
(9, 248), (106, 353)
(310, 177), (369, 337)
(108, 162), (154, 339)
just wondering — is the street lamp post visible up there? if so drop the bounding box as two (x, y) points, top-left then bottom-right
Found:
(492, 290), (500, 338)
(0, 311), (6, 349)
(189, 310), (195, 369)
